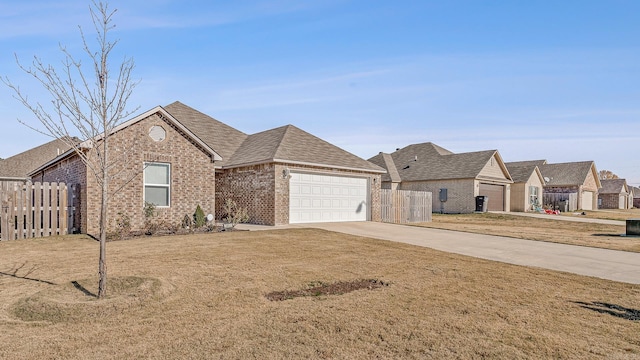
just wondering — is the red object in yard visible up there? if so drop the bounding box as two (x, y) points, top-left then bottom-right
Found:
(544, 209), (560, 215)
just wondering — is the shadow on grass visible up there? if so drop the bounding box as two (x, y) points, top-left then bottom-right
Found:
(0, 271), (56, 285)
(573, 301), (640, 321)
(72, 281), (97, 298)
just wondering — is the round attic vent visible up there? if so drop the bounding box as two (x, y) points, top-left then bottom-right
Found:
(149, 125), (166, 142)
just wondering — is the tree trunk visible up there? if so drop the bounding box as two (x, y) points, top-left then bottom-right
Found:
(97, 145), (108, 298)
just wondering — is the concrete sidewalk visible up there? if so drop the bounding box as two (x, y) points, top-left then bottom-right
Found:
(269, 221), (640, 285)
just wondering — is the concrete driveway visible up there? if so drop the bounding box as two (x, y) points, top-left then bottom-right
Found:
(285, 222), (640, 285)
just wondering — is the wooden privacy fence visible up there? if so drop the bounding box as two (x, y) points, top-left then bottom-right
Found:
(0, 181), (77, 240)
(381, 189), (432, 224)
(543, 193), (578, 212)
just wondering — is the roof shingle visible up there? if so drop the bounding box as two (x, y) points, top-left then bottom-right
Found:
(0, 138), (76, 179)
(370, 142), (510, 182)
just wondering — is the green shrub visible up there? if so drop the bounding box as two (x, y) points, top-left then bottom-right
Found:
(193, 205), (206, 228)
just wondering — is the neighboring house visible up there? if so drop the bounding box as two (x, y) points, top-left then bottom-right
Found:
(368, 142), (513, 213)
(29, 102), (384, 235)
(631, 186), (640, 208)
(505, 161), (545, 212)
(539, 161), (601, 211)
(598, 179), (630, 209)
(0, 138), (75, 180)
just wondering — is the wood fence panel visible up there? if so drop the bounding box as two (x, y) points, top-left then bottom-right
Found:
(381, 189), (432, 224)
(0, 181), (72, 240)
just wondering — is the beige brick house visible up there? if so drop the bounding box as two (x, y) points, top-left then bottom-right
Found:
(598, 179), (630, 209)
(538, 160), (601, 211)
(505, 161), (545, 212)
(369, 142), (513, 213)
(30, 102), (384, 235)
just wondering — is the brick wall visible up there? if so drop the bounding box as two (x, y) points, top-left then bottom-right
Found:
(598, 194), (625, 209)
(216, 162), (382, 225)
(38, 113), (217, 236)
(215, 163), (276, 225)
(36, 155), (86, 233)
(398, 179), (476, 214)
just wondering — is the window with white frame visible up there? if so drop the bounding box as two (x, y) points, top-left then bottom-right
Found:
(529, 186), (539, 205)
(144, 162), (170, 207)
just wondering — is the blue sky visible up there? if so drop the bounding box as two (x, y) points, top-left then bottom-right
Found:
(1, 1), (639, 185)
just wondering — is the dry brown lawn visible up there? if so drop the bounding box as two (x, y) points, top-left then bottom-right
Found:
(560, 208), (640, 221)
(419, 212), (640, 253)
(1, 229), (639, 359)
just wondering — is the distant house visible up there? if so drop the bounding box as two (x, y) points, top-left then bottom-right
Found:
(539, 161), (601, 211)
(28, 102), (384, 235)
(505, 161), (545, 212)
(630, 186), (640, 209)
(369, 142), (513, 213)
(598, 179), (630, 209)
(0, 138), (75, 180)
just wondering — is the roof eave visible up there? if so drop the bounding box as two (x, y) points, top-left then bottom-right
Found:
(27, 148), (78, 177)
(222, 158), (387, 174)
(79, 106), (223, 162)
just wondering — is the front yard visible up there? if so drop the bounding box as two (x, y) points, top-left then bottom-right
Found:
(1, 229), (638, 359)
(418, 212), (640, 253)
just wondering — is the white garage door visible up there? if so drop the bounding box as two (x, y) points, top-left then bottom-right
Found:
(289, 172), (368, 224)
(581, 191), (594, 210)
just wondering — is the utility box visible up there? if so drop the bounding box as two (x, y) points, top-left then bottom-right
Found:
(626, 219), (640, 236)
(439, 188), (448, 202)
(475, 195), (488, 212)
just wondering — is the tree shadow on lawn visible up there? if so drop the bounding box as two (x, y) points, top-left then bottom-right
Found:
(573, 301), (640, 321)
(71, 280), (96, 298)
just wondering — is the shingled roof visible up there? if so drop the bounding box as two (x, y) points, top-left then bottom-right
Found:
(539, 161), (599, 187)
(164, 101), (247, 167)
(225, 125), (385, 172)
(0, 138), (76, 179)
(505, 159), (547, 167)
(505, 162), (544, 184)
(599, 179), (628, 195)
(164, 102), (383, 172)
(369, 142), (511, 182)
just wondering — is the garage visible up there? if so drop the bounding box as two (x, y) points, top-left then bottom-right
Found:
(289, 172), (368, 223)
(479, 183), (505, 211)
(581, 191), (594, 210)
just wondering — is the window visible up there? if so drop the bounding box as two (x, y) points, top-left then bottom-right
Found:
(529, 186), (539, 205)
(144, 162), (170, 207)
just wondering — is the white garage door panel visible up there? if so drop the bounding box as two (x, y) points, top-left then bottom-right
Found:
(582, 191), (593, 210)
(290, 172), (368, 224)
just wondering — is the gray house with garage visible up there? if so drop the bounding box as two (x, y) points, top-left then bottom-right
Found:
(368, 142), (513, 213)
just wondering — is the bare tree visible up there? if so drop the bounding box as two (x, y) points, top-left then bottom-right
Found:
(599, 170), (619, 180)
(2, 1), (139, 298)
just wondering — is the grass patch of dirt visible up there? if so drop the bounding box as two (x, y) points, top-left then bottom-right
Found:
(265, 279), (389, 301)
(0, 229), (638, 359)
(418, 212), (640, 252)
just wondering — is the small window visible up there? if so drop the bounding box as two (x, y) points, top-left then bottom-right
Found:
(144, 162), (170, 207)
(149, 125), (166, 142)
(529, 186), (539, 205)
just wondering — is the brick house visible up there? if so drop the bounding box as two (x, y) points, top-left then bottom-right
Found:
(0, 138), (76, 180)
(505, 161), (545, 212)
(538, 161), (601, 211)
(368, 142), (513, 213)
(598, 179), (630, 209)
(30, 102), (384, 235)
